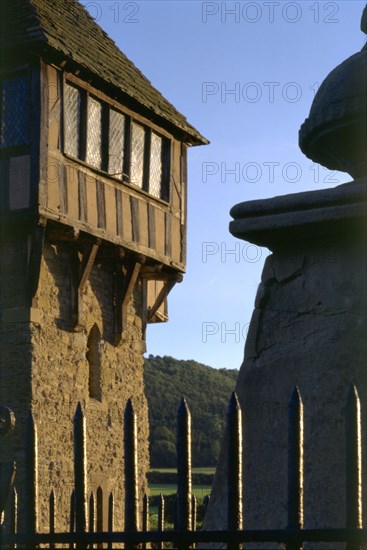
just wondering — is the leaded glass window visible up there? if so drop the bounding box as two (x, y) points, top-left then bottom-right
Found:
(1, 74), (29, 148)
(64, 83), (80, 157)
(108, 109), (125, 178)
(86, 97), (102, 169)
(62, 81), (170, 201)
(131, 122), (145, 188)
(149, 133), (163, 198)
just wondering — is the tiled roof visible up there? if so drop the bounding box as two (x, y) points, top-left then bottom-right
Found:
(1, 0), (208, 145)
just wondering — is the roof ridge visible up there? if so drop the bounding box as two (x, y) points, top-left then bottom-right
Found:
(1, 0), (208, 145)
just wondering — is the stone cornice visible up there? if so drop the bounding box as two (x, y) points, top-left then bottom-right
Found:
(229, 181), (367, 248)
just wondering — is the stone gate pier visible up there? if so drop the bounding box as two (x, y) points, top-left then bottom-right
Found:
(203, 8), (367, 549)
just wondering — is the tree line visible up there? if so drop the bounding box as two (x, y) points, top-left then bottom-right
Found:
(144, 355), (238, 467)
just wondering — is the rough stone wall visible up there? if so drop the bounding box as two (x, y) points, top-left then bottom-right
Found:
(1, 237), (149, 532)
(204, 235), (367, 549)
(0, 235), (33, 526)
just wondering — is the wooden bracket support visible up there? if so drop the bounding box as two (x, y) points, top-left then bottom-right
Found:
(71, 238), (101, 330)
(114, 254), (145, 344)
(146, 273), (183, 323)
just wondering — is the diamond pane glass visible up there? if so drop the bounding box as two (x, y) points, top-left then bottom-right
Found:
(1, 75), (29, 148)
(131, 122), (145, 188)
(149, 133), (162, 198)
(86, 97), (102, 169)
(64, 83), (80, 157)
(108, 109), (125, 178)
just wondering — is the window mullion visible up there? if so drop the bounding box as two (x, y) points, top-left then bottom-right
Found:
(143, 128), (151, 193)
(124, 117), (132, 183)
(61, 74), (66, 153)
(162, 137), (171, 201)
(79, 89), (88, 161)
(101, 104), (109, 172)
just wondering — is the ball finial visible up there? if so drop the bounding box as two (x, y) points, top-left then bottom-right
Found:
(361, 5), (367, 34)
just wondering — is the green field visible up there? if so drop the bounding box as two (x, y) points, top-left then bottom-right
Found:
(149, 483), (212, 501)
(150, 467), (216, 475)
(149, 481), (212, 530)
(148, 467), (214, 502)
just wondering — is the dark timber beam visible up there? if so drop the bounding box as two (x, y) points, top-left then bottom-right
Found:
(147, 273), (183, 323)
(71, 238), (101, 330)
(79, 239), (101, 293)
(114, 253), (145, 344)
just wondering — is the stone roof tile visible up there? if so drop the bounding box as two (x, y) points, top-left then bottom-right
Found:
(1, 0), (208, 145)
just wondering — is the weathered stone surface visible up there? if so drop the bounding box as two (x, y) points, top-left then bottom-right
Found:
(203, 185), (367, 550)
(0, 238), (149, 531)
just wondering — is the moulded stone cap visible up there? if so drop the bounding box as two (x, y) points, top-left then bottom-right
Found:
(299, 6), (367, 180)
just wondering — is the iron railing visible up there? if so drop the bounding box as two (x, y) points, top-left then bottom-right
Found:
(0, 386), (366, 549)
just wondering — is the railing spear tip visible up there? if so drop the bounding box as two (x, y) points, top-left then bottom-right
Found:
(26, 409), (35, 426)
(347, 383), (359, 402)
(228, 391), (241, 413)
(124, 398), (135, 417)
(74, 401), (84, 419)
(289, 386), (302, 404)
(178, 397), (190, 416)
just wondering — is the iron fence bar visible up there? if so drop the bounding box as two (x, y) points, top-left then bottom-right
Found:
(0, 461), (16, 522)
(157, 493), (164, 550)
(25, 411), (38, 549)
(49, 490), (55, 550)
(346, 385), (363, 550)
(142, 493), (149, 550)
(69, 490), (75, 550)
(124, 399), (139, 550)
(89, 492), (95, 549)
(287, 387), (304, 550)
(192, 495), (197, 549)
(96, 487), (103, 537)
(177, 398), (192, 549)
(2, 527), (367, 545)
(226, 392), (243, 550)
(74, 403), (87, 549)
(108, 492), (114, 550)
(9, 486), (17, 550)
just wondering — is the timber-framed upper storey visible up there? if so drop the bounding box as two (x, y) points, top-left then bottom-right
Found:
(0, 0), (208, 275)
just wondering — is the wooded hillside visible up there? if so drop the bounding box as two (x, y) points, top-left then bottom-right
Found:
(144, 355), (238, 467)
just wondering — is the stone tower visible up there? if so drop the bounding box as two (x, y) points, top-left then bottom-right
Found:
(0, 0), (208, 532)
(204, 7), (366, 549)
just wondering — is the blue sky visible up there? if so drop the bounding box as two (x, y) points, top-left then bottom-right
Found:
(82, 0), (366, 369)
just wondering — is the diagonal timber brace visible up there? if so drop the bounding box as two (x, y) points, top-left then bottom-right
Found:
(71, 238), (101, 330)
(146, 273), (183, 323)
(114, 253), (145, 343)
